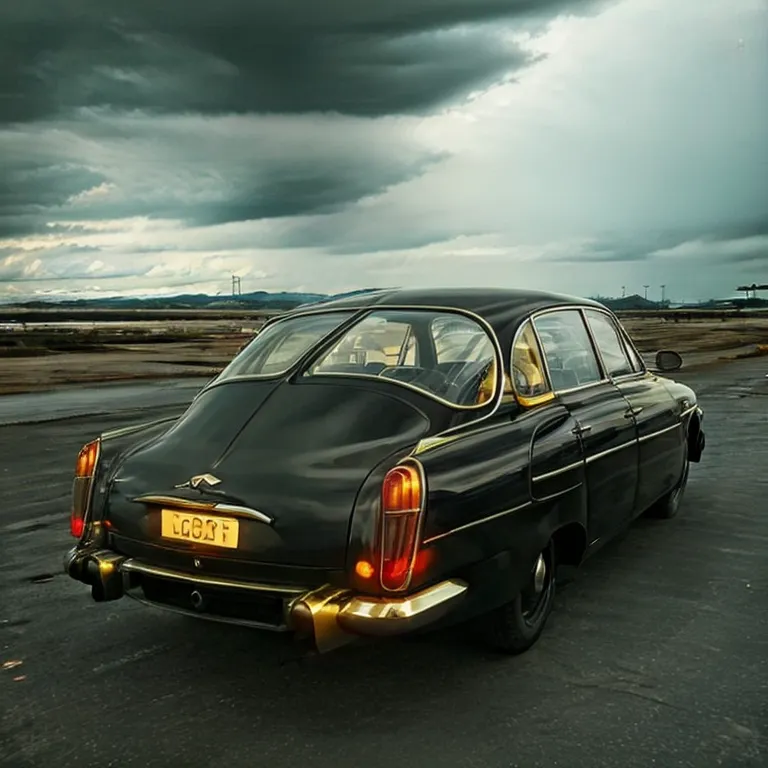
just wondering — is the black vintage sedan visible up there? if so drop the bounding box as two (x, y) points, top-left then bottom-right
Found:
(65, 288), (705, 654)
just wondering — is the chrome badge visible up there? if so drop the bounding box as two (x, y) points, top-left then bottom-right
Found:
(174, 473), (222, 490)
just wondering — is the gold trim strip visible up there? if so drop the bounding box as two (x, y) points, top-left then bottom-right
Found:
(131, 495), (273, 524)
(584, 440), (635, 464)
(532, 460), (584, 483)
(638, 423), (682, 444)
(422, 501), (532, 545)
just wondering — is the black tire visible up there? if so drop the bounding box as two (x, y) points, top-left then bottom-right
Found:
(645, 440), (690, 519)
(481, 542), (556, 655)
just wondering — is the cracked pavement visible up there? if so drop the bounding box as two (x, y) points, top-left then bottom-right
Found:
(1, 360), (767, 768)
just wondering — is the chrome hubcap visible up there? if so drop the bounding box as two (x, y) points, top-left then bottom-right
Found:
(533, 554), (547, 594)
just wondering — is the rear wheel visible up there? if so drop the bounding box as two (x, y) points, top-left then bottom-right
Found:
(645, 441), (689, 519)
(481, 542), (555, 655)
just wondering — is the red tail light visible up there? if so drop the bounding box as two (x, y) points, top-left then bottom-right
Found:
(379, 462), (425, 591)
(71, 439), (100, 538)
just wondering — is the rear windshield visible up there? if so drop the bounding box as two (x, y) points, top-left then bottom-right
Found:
(303, 309), (498, 408)
(215, 311), (352, 380)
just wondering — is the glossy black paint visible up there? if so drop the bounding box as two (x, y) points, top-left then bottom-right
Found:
(67, 287), (705, 637)
(103, 379), (433, 569)
(557, 382), (640, 543)
(615, 373), (687, 514)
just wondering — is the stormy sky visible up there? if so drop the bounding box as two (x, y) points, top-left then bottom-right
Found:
(1, 0), (766, 303)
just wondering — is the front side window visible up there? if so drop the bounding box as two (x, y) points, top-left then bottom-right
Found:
(533, 310), (603, 390)
(617, 324), (645, 372)
(216, 311), (352, 381)
(511, 321), (552, 402)
(584, 310), (634, 378)
(304, 310), (498, 408)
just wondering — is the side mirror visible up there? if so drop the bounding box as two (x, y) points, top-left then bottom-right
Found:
(655, 350), (682, 372)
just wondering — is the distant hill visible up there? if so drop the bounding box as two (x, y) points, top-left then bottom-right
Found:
(596, 294), (659, 311)
(2, 289), (383, 311)
(6, 288), (764, 313)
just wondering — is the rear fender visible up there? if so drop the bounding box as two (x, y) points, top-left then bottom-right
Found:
(344, 444), (420, 596)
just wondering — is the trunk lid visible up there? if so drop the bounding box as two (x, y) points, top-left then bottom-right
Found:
(105, 379), (430, 567)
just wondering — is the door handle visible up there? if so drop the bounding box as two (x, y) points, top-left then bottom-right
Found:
(572, 424), (592, 435)
(625, 407), (643, 418)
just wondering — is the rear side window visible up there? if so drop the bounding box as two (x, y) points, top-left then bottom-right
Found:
(584, 310), (634, 378)
(217, 311), (352, 380)
(304, 309), (498, 408)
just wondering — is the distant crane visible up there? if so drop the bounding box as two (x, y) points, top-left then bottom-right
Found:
(643, 285), (649, 300)
(621, 286), (626, 298)
(660, 284), (666, 304)
(736, 283), (768, 300)
(231, 275), (242, 297)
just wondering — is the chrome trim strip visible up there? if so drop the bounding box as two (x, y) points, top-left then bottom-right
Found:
(120, 560), (306, 595)
(585, 440), (636, 464)
(305, 370), (491, 412)
(133, 494), (216, 509)
(638, 423), (681, 443)
(422, 501), (532, 544)
(532, 460), (584, 483)
(412, 418), (520, 456)
(211, 503), (273, 525)
(123, 591), (289, 632)
(680, 405), (698, 418)
(101, 416), (178, 442)
(552, 378), (610, 396)
(130, 495), (273, 524)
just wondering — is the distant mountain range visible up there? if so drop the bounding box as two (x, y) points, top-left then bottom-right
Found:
(2, 289), (764, 312)
(1, 289), (378, 311)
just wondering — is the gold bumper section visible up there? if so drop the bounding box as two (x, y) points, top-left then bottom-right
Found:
(288, 579), (469, 652)
(67, 549), (468, 654)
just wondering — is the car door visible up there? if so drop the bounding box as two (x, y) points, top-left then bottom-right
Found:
(583, 309), (685, 515)
(510, 319), (585, 504)
(532, 308), (640, 545)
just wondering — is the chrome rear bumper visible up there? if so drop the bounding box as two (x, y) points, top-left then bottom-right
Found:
(65, 547), (468, 653)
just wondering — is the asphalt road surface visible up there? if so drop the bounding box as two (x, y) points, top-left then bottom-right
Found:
(1, 361), (767, 768)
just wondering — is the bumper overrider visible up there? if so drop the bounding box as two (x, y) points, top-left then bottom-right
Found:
(64, 545), (468, 653)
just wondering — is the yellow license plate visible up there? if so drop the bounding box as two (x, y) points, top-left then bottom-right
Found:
(160, 509), (239, 549)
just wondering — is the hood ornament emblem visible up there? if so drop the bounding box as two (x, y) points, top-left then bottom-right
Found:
(174, 473), (222, 490)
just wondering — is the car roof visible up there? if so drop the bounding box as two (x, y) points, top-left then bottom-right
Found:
(288, 287), (607, 336)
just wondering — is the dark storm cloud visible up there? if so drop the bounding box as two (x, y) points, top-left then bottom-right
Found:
(0, 115), (448, 234)
(174, 153), (448, 227)
(0, 160), (107, 238)
(0, 0), (602, 123)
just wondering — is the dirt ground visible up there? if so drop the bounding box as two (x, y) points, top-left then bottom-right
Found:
(1, 314), (767, 396)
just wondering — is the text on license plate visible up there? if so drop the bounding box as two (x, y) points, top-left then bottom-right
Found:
(160, 509), (239, 549)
